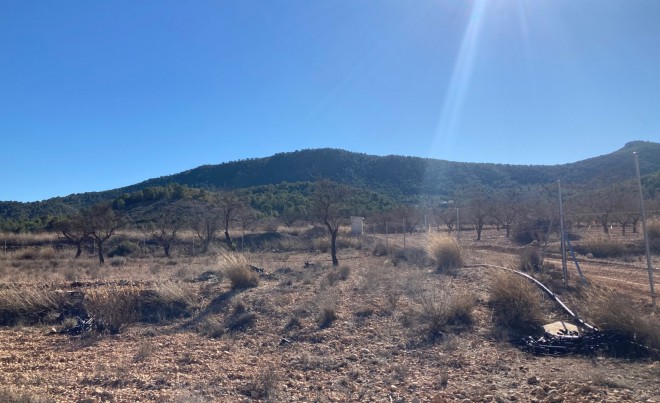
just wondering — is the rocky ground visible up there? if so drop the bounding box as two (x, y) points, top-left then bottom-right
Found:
(1, 234), (659, 402)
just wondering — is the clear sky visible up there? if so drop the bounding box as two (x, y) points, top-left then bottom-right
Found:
(1, 0), (659, 202)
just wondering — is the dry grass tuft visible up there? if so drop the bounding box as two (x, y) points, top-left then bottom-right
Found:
(323, 265), (350, 287)
(574, 233), (627, 258)
(583, 289), (660, 357)
(0, 388), (53, 403)
(137, 282), (198, 323)
(220, 253), (259, 290)
(518, 246), (543, 272)
(404, 287), (476, 342)
(0, 286), (64, 326)
(426, 234), (463, 274)
(84, 286), (140, 334)
(488, 271), (545, 338)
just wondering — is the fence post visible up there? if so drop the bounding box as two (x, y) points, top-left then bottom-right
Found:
(558, 180), (569, 287)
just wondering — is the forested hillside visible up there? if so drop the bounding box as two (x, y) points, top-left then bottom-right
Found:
(1, 141), (659, 231)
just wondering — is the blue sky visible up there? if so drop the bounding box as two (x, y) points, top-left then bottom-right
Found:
(1, 1), (659, 202)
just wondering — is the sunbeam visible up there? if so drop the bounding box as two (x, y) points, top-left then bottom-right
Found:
(431, 0), (488, 160)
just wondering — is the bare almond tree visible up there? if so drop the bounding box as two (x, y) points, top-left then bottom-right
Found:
(311, 179), (348, 266)
(83, 203), (121, 264)
(51, 213), (89, 258)
(146, 201), (189, 257)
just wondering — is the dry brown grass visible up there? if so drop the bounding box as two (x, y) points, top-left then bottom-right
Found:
(583, 288), (660, 357)
(403, 284), (476, 343)
(426, 233), (463, 274)
(488, 271), (546, 338)
(220, 253), (260, 289)
(0, 286), (65, 326)
(574, 233), (627, 258)
(0, 388), (53, 403)
(83, 285), (140, 334)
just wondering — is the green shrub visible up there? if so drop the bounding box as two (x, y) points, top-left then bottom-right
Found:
(426, 234), (463, 274)
(108, 241), (139, 257)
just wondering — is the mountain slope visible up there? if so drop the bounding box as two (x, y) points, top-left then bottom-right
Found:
(137, 140), (660, 195)
(1, 141), (659, 226)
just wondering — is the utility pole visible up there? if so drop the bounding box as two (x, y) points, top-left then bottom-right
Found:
(634, 152), (656, 309)
(558, 180), (569, 287)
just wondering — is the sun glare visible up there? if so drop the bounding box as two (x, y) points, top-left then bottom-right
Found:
(431, 0), (488, 160)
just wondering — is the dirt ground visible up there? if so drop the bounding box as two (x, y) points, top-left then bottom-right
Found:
(0, 229), (659, 402)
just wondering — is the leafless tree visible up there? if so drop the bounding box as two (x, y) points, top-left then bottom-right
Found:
(83, 203), (121, 264)
(435, 206), (456, 233)
(217, 191), (245, 250)
(145, 201), (189, 257)
(51, 213), (89, 258)
(191, 199), (222, 253)
(311, 179), (348, 266)
(457, 186), (493, 241)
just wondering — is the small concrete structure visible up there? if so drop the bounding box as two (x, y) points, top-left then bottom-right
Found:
(350, 216), (364, 235)
(543, 321), (580, 337)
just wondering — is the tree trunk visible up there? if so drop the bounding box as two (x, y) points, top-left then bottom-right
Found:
(224, 230), (234, 251)
(164, 243), (171, 257)
(601, 221), (609, 234)
(330, 230), (339, 266)
(476, 220), (483, 241)
(97, 240), (105, 264)
(75, 243), (82, 258)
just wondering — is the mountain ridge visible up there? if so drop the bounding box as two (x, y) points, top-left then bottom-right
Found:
(1, 141), (659, 229)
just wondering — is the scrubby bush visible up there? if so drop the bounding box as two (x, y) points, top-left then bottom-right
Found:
(648, 219), (660, 239)
(324, 265), (350, 286)
(489, 271), (545, 338)
(573, 234), (627, 258)
(83, 286), (140, 334)
(519, 246), (543, 272)
(373, 241), (388, 256)
(584, 289), (660, 357)
(511, 219), (550, 245)
(224, 300), (257, 332)
(108, 240), (140, 257)
(0, 286), (64, 326)
(406, 289), (476, 342)
(219, 253), (259, 290)
(649, 220), (660, 253)
(426, 234), (463, 274)
(137, 282), (198, 323)
(316, 288), (339, 328)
